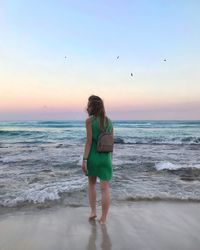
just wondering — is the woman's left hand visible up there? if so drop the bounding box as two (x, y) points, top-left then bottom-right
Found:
(81, 160), (87, 175)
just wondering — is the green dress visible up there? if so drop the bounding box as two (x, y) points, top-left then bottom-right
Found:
(86, 115), (113, 181)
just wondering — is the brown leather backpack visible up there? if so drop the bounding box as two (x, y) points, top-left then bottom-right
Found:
(97, 118), (114, 153)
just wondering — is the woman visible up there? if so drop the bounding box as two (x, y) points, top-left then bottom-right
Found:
(82, 95), (113, 225)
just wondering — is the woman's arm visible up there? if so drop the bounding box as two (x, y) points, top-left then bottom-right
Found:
(82, 118), (92, 174)
(111, 127), (114, 161)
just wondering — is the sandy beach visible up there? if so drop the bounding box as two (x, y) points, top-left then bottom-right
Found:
(0, 201), (200, 250)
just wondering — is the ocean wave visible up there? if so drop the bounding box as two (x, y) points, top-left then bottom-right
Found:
(155, 162), (181, 170)
(155, 161), (200, 171)
(114, 120), (200, 128)
(1, 193), (200, 211)
(124, 196), (200, 202)
(36, 121), (83, 128)
(114, 137), (125, 144)
(0, 178), (87, 207)
(114, 122), (152, 128)
(0, 121), (84, 128)
(114, 136), (200, 145)
(0, 130), (45, 136)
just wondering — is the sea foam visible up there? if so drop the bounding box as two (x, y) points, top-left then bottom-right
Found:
(155, 162), (184, 170)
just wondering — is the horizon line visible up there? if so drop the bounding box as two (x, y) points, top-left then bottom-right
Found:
(0, 119), (200, 122)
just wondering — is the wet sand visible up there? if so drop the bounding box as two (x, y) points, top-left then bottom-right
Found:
(0, 201), (200, 250)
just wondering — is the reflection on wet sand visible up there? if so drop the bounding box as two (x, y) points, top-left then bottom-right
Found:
(87, 220), (112, 250)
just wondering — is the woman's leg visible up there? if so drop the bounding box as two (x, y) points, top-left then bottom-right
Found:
(100, 181), (110, 224)
(88, 176), (97, 218)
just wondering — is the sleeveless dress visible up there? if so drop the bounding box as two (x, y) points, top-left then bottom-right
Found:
(86, 115), (113, 181)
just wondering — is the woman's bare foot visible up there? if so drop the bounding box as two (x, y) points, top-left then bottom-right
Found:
(89, 213), (97, 220)
(98, 217), (106, 225)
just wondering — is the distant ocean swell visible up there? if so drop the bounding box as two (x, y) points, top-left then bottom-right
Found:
(114, 136), (200, 145)
(1, 130), (200, 145)
(0, 130), (46, 136)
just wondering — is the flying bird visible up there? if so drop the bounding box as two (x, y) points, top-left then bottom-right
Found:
(163, 59), (167, 62)
(117, 56), (119, 59)
(131, 73), (133, 77)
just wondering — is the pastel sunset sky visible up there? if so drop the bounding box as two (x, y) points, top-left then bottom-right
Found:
(0, 0), (200, 120)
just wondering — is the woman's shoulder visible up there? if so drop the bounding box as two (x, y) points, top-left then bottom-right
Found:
(85, 115), (96, 124)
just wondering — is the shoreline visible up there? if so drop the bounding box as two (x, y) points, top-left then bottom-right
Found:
(0, 201), (200, 250)
(1, 198), (200, 216)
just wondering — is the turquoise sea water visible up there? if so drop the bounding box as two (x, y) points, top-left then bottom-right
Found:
(0, 120), (200, 211)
